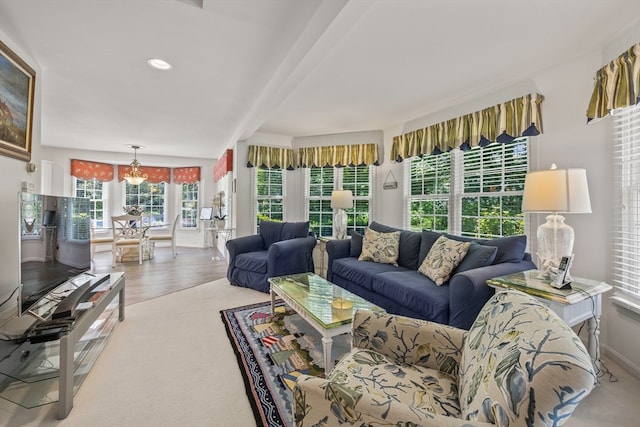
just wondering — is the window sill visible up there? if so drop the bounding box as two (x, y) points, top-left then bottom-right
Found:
(609, 294), (640, 318)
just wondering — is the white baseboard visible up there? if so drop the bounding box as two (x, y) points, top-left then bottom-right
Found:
(602, 344), (640, 380)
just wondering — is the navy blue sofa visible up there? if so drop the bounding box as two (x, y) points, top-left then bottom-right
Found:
(327, 222), (536, 329)
(226, 220), (316, 293)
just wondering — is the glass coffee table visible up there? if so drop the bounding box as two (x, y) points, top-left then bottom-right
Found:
(268, 272), (384, 373)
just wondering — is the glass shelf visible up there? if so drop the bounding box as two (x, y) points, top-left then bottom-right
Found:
(0, 273), (124, 413)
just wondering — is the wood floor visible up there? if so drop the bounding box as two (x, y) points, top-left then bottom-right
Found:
(90, 244), (229, 306)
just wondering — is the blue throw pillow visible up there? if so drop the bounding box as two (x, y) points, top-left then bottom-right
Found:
(281, 221), (310, 240)
(451, 243), (498, 275)
(445, 233), (527, 264)
(482, 235), (527, 264)
(350, 230), (363, 257)
(418, 230), (444, 265)
(260, 220), (284, 248)
(369, 221), (422, 270)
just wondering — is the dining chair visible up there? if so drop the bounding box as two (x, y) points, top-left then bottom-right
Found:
(111, 214), (146, 267)
(148, 214), (179, 258)
(90, 226), (113, 260)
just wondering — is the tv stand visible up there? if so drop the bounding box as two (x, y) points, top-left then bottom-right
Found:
(0, 272), (125, 419)
(59, 272), (124, 418)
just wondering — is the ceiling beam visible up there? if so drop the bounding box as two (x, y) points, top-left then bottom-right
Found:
(227, 0), (374, 144)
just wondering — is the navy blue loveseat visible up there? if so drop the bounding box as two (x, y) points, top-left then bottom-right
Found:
(327, 222), (536, 329)
(226, 220), (316, 293)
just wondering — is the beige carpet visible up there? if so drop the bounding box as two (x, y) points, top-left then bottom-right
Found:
(0, 278), (268, 427)
(0, 278), (638, 427)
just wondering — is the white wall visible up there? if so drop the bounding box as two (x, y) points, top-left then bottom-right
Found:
(0, 31), (41, 323)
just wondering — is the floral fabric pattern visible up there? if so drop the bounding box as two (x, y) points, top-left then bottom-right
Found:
(358, 228), (401, 266)
(458, 291), (596, 426)
(418, 235), (470, 285)
(292, 291), (596, 427)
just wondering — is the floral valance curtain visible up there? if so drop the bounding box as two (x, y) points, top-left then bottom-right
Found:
(298, 143), (379, 168)
(391, 93), (544, 162)
(117, 165), (171, 183)
(246, 145), (295, 170)
(214, 149), (233, 183)
(173, 167), (201, 184)
(70, 159), (114, 182)
(586, 43), (640, 122)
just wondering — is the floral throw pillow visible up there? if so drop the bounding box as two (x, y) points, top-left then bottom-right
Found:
(358, 228), (401, 266)
(418, 235), (470, 285)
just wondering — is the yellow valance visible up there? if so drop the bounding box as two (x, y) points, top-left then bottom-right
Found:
(587, 43), (640, 122)
(246, 145), (295, 170)
(391, 93), (544, 162)
(298, 143), (379, 168)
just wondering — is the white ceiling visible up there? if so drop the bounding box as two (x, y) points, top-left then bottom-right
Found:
(1, 0), (639, 160)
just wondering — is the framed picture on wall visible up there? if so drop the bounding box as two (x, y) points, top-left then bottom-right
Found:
(0, 39), (36, 162)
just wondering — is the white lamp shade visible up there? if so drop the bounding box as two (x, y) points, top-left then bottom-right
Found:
(331, 190), (353, 209)
(522, 168), (591, 213)
(124, 175), (146, 185)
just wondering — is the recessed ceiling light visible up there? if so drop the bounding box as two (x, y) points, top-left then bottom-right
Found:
(146, 58), (172, 70)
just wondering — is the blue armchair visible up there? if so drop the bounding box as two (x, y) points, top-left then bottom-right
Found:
(226, 220), (316, 293)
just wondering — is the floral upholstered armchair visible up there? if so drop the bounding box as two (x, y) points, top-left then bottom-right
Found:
(293, 290), (596, 427)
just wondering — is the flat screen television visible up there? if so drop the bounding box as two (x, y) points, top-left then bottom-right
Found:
(18, 192), (92, 317)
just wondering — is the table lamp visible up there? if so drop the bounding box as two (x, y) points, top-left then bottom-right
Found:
(331, 190), (353, 239)
(521, 164), (591, 278)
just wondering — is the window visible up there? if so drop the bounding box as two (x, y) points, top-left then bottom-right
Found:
(255, 168), (284, 230)
(307, 167), (335, 238)
(612, 103), (640, 302)
(63, 197), (91, 241)
(74, 178), (106, 228)
(408, 152), (451, 232)
(460, 140), (527, 237)
(407, 139), (528, 238)
(342, 166), (371, 234)
(181, 183), (199, 228)
(306, 166), (372, 237)
(124, 181), (166, 225)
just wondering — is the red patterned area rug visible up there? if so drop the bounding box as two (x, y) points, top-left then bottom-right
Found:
(220, 301), (349, 427)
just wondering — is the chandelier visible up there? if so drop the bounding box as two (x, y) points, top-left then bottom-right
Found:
(124, 145), (148, 185)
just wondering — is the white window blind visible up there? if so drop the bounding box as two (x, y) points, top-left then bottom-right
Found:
(612, 103), (640, 303)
